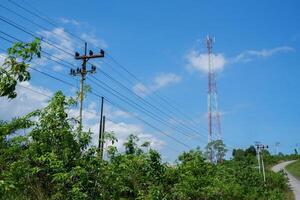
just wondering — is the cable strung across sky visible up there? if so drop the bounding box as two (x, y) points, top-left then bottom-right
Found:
(0, 0), (243, 151)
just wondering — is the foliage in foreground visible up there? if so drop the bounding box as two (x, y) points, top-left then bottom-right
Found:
(0, 38), (41, 99)
(0, 92), (292, 200)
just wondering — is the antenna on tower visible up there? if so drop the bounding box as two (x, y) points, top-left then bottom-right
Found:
(206, 35), (222, 162)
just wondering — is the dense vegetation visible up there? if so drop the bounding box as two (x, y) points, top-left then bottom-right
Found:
(286, 160), (300, 180)
(0, 91), (295, 200)
(0, 40), (298, 199)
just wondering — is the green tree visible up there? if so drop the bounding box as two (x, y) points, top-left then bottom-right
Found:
(0, 38), (41, 98)
(205, 139), (227, 163)
(232, 148), (245, 161)
(245, 145), (257, 157)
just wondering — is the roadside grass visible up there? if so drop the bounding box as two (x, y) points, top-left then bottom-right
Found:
(286, 190), (295, 200)
(285, 189), (295, 200)
(286, 160), (300, 180)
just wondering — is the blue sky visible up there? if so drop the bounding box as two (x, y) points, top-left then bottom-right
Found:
(1, 0), (300, 160)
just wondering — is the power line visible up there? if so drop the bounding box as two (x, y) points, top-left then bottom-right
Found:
(0, 7), (241, 149)
(1, 38), (196, 149)
(15, 63), (193, 149)
(0, 31), (238, 149)
(0, 34), (237, 150)
(0, 24), (209, 143)
(0, 29), (75, 69)
(0, 15), (74, 57)
(105, 53), (207, 126)
(94, 65), (211, 140)
(103, 97), (192, 149)
(18, 84), (52, 98)
(7, 0), (85, 43)
(0, 3), (80, 48)
(3, 0), (207, 132)
(0, 53), (236, 152)
(0, 3), (209, 137)
(94, 62), (239, 146)
(88, 76), (199, 140)
(0, 17), (211, 143)
(92, 63), (228, 144)
(14, 83), (187, 153)
(1, 27), (199, 150)
(0, 30), (206, 142)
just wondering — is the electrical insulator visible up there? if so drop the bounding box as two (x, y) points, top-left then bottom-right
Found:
(100, 49), (105, 56)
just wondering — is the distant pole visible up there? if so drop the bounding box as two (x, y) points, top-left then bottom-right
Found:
(98, 97), (104, 151)
(261, 152), (266, 182)
(275, 142), (280, 155)
(71, 42), (105, 128)
(256, 143), (268, 182)
(255, 142), (261, 173)
(100, 115), (106, 160)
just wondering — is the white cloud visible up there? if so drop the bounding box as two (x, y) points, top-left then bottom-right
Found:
(153, 73), (182, 90)
(58, 18), (107, 48)
(59, 17), (81, 26)
(186, 46), (294, 74)
(186, 50), (226, 73)
(133, 73), (181, 97)
(40, 28), (74, 51)
(80, 33), (107, 49)
(133, 83), (151, 97)
(0, 53), (6, 65)
(38, 27), (75, 61)
(111, 110), (131, 119)
(0, 82), (52, 120)
(233, 46), (294, 63)
(52, 65), (64, 72)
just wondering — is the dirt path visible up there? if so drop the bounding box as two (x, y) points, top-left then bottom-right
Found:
(272, 160), (300, 200)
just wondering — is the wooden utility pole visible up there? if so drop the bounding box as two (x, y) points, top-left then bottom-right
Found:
(98, 97), (104, 151)
(70, 42), (104, 128)
(100, 115), (106, 160)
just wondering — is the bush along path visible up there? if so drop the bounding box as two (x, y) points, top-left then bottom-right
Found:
(272, 160), (300, 200)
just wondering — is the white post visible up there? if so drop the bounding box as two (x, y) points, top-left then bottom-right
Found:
(257, 148), (261, 173)
(261, 153), (266, 182)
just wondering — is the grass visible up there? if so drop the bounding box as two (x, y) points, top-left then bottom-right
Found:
(285, 189), (295, 200)
(283, 160), (300, 200)
(286, 160), (300, 180)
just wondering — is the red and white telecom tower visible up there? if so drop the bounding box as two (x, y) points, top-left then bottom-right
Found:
(206, 35), (222, 145)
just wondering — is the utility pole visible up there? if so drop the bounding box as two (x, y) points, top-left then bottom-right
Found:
(261, 152), (266, 183)
(70, 42), (105, 128)
(255, 142), (261, 174)
(100, 115), (106, 160)
(275, 142), (280, 155)
(98, 97), (104, 153)
(256, 143), (269, 182)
